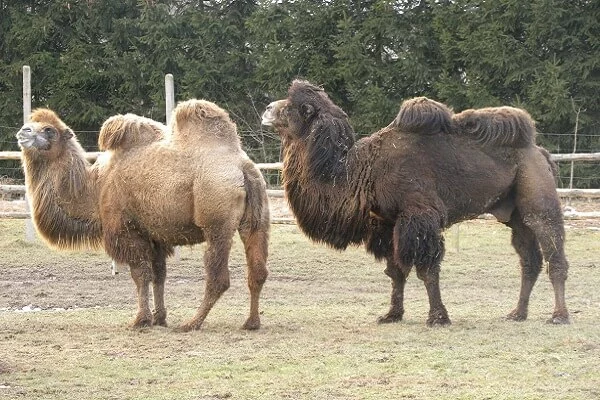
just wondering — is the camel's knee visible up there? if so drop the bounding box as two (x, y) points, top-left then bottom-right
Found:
(246, 251), (269, 284)
(249, 263), (268, 287)
(384, 260), (410, 280)
(547, 255), (569, 282)
(416, 263), (440, 282)
(129, 262), (152, 281)
(206, 270), (231, 296)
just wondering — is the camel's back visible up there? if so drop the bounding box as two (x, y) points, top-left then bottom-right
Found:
(393, 97), (537, 148)
(100, 141), (248, 239)
(370, 130), (522, 224)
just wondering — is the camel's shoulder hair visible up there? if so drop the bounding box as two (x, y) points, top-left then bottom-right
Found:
(99, 114), (166, 151)
(170, 99), (240, 147)
(452, 106), (536, 147)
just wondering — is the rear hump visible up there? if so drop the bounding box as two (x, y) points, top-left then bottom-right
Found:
(453, 106), (536, 147)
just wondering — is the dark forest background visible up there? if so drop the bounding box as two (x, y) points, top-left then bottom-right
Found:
(1, 0), (598, 187)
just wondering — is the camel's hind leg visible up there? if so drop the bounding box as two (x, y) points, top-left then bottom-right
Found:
(238, 228), (269, 330)
(505, 211), (543, 321)
(515, 151), (570, 324)
(150, 244), (169, 327)
(520, 209), (570, 324)
(180, 229), (233, 332)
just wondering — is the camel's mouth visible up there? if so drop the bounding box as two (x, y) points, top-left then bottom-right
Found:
(17, 137), (35, 148)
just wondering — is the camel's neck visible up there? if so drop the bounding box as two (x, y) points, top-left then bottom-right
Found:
(22, 141), (103, 250)
(282, 140), (370, 249)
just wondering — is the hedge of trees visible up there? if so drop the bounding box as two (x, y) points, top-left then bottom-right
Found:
(1, 0), (598, 186)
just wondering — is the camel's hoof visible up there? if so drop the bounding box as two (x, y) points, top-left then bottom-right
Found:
(427, 312), (451, 327)
(547, 315), (570, 325)
(153, 319), (168, 327)
(178, 319), (204, 332)
(377, 313), (403, 324)
(506, 310), (527, 322)
(242, 318), (261, 331)
(129, 317), (152, 330)
(152, 310), (168, 327)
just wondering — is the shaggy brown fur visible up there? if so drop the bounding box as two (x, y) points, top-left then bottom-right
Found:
(262, 80), (569, 326)
(17, 100), (270, 331)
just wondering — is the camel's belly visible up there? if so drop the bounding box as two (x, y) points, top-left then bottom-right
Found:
(148, 224), (205, 246)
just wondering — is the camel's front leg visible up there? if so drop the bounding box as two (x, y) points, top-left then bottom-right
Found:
(416, 263), (450, 326)
(180, 232), (232, 332)
(129, 262), (153, 328)
(378, 258), (409, 323)
(392, 210), (449, 326)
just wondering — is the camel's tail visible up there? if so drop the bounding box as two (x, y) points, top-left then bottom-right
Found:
(393, 97), (454, 135)
(452, 106), (536, 147)
(240, 159), (271, 234)
(538, 145), (559, 179)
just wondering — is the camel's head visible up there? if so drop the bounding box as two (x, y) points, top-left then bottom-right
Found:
(262, 80), (352, 142)
(262, 80), (355, 181)
(17, 109), (74, 156)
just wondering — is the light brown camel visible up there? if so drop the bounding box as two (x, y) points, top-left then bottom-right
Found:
(262, 80), (569, 326)
(16, 99), (270, 331)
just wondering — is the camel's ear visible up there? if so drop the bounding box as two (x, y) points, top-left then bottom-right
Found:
(301, 103), (315, 119)
(63, 128), (74, 140)
(307, 114), (354, 182)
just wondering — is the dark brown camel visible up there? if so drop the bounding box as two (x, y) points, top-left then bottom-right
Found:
(16, 100), (270, 331)
(262, 80), (569, 326)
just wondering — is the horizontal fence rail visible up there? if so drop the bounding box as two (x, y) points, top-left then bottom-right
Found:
(2, 152), (600, 162)
(2, 152), (599, 223)
(2, 186), (600, 199)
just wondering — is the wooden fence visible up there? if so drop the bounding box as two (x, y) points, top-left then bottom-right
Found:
(2, 158), (600, 221)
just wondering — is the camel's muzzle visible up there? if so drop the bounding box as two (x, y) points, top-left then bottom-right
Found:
(16, 126), (49, 150)
(261, 102), (277, 126)
(261, 100), (287, 127)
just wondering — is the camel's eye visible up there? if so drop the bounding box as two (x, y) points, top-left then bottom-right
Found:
(44, 128), (56, 140)
(43, 127), (55, 139)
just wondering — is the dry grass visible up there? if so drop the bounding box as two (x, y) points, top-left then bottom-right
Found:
(1, 219), (599, 399)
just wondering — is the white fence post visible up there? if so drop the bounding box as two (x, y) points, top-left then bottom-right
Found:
(165, 74), (181, 263)
(165, 74), (174, 125)
(23, 66), (36, 243)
